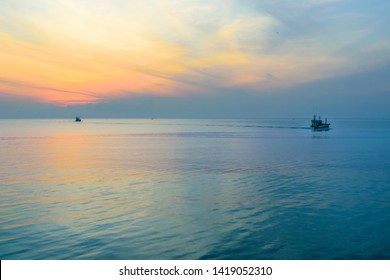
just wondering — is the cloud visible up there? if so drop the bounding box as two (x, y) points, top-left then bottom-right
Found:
(0, 77), (103, 105)
(0, 0), (389, 106)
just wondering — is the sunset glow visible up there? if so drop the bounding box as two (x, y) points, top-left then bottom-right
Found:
(1, 0), (389, 107)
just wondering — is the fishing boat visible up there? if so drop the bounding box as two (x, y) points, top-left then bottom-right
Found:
(311, 115), (330, 130)
(75, 116), (82, 122)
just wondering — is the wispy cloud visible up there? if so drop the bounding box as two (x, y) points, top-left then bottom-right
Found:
(0, 0), (389, 105)
(0, 78), (101, 104)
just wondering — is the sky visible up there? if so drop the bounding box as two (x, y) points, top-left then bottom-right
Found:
(0, 0), (389, 118)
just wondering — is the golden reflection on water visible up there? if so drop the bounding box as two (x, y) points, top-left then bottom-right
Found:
(20, 131), (188, 232)
(44, 135), (94, 169)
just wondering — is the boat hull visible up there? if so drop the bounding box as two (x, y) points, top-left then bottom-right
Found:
(311, 125), (330, 131)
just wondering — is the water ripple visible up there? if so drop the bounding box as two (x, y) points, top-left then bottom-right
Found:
(1, 119), (389, 259)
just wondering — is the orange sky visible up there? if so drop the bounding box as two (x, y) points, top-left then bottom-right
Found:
(1, 0), (389, 105)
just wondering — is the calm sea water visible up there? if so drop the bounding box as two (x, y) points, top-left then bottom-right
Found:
(1, 118), (389, 260)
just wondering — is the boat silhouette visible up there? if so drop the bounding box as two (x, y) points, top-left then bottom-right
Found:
(311, 115), (330, 130)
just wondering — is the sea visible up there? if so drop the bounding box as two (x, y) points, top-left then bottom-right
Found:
(0, 118), (389, 260)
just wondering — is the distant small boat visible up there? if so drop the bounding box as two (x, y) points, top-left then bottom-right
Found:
(75, 117), (82, 122)
(311, 115), (330, 130)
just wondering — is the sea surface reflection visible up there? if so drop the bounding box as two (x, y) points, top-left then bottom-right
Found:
(1, 119), (389, 259)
